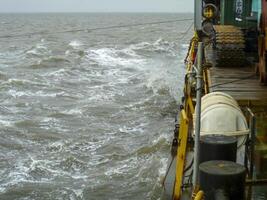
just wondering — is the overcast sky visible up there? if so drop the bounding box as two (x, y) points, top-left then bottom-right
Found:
(0, 0), (193, 13)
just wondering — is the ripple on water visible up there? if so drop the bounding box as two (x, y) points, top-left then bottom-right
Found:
(29, 56), (71, 69)
(85, 47), (146, 67)
(68, 40), (84, 50)
(0, 13), (190, 200)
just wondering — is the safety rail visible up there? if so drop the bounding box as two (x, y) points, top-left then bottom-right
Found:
(172, 33), (199, 200)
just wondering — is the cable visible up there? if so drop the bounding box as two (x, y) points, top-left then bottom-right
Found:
(209, 74), (257, 89)
(0, 18), (193, 39)
(176, 21), (194, 41)
(183, 157), (194, 173)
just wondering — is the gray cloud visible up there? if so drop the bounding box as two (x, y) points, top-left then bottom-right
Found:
(0, 0), (193, 13)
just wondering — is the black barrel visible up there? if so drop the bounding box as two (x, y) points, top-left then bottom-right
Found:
(199, 160), (246, 200)
(199, 135), (237, 163)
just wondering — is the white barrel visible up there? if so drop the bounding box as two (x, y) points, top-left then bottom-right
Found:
(201, 92), (240, 112)
(193, 92), (249, 164)
(194, 92), (249, 146)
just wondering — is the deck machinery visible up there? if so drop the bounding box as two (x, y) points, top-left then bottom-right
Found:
(162, 0), (267, 199)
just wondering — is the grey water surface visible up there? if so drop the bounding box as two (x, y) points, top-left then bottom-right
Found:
(0, 13), (191, 200)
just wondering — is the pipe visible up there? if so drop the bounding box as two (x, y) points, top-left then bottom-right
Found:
(194, 0), (202, 30)
(248, 108), (256, 180)
(192, 42), (204, 187)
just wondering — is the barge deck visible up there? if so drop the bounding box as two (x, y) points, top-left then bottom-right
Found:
(208, 65), (267, 104)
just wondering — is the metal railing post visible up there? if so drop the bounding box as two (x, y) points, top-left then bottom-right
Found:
(192, 42), (204, 187)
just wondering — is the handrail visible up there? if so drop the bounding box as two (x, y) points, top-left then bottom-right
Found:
(172, 33), (199, 200)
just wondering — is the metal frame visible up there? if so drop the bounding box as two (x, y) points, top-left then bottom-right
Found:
(244, 107), (256, 179)
(172, 34), (199, 200)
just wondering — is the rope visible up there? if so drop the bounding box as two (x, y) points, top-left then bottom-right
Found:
(0, 18), (193, 39)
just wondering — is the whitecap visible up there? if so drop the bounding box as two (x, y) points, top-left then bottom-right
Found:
(69, 40), (83, 49)
(128, 39), (178, 56)
(0, 119), (13, 127)
(85, 47), (145, 67)
(119, 124), (145, 134)
(65, 50), (71, 55)
(6, 78), (48, 87)
(62, 108), (83, 115)
(129, 42), (150, 50)
(1, 160), (33, 192)
(181, 44), (189, 48)
(45, 68), (67, 77)
(158, 157), (168, 180)
(26, 42), (50, 57)
(8, 89), (27, 98)
(151, 134), (169, 146)
(72, 188), (84, 198)
(47, 141), (64, 152)
(104, 164), (129, 176)
(8, 89), (65, 98)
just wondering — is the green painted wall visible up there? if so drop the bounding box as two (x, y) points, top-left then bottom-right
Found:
(220, 0), (257, 28)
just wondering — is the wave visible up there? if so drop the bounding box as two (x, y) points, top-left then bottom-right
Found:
(129, 38), (178, 56)
(59, 156), (87, 172)
(85, 47), (145, 67)
(4, 78), (49, 88)
(84, 38), (178, 68)
(68, 40), (84, 49)
(136, 136), (168, 155)
(7, 89), (65, 98)
(29, 56), (71, 68)
(0, 154), (88, 194)
(25, 40), (51, 57)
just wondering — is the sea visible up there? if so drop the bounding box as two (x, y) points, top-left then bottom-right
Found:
(0, 13), (265, 200)
(0, 13), (190, 200)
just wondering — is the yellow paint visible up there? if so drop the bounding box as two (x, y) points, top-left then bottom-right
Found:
(173, 108), (189, 200)
(203, 6), (214, 19)
(181, 109), (188, 122)
(188, 96), (195, 114)
(173, 33), (199, 199)
(194, 190), (204, 200)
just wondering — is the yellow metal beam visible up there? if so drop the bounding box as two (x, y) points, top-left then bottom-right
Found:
(173, 33), (198, 199)
(173, 109), (189, 200)
(188, 96), (195, 115)
(181, 109), (188, 123)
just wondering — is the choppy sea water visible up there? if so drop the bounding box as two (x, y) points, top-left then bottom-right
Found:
(1, 13), (266, 200)
(0, 13), (191, 200)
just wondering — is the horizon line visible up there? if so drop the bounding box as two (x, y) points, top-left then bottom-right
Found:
(0, 11), (194, 14)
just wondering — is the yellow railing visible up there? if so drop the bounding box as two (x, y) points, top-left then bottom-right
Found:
(173, 33), (199, 200)
(173, 107), (189, 200)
